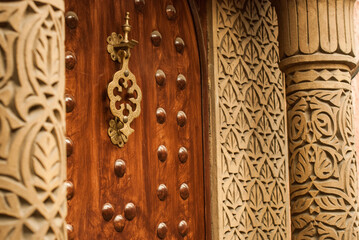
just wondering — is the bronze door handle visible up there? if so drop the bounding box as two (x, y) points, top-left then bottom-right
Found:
(106, 12), (141, 148)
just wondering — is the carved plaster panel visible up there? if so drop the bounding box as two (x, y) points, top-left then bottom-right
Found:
(212, 0), (290, 239)
(0, 1), (66, 239)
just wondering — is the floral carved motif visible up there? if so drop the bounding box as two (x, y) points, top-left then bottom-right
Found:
(213, 0), (290, 239)
(286, 70), (359, 239)
(0, 0), (66, 239)
(274, 0), (359, 238)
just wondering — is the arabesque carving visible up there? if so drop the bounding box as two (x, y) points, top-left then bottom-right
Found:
(274, 0), (359, 239)
(286, 70), (359, 239)
(0, 0), (67, 239)
(212, 0), (290, 239)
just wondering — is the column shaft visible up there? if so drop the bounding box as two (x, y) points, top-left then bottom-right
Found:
(274, 0), (359, 238)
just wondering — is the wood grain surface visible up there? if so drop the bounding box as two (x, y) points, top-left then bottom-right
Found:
(65, 0), (206, 239)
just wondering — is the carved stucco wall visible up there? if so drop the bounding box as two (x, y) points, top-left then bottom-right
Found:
(211, 0), (290, 239)
(0, 0), (67, 239)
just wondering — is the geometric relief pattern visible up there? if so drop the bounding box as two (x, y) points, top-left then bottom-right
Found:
(286, 70), (359, 239)
(0, 1), (66, 239)
(214, 0), (290, 239)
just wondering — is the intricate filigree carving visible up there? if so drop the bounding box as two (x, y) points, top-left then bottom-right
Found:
(0, 1), (66, 239)
(213, 0), (290, 239)
(274, 0), (359, 238)
(286, 71), (359, 239)
(285, 67), (359, 239)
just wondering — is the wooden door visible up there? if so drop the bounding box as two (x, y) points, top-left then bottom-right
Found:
(65, 1), (206, 239)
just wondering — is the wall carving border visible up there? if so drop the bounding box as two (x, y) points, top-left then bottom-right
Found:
(0, 0), (66, 239)
(211, 0), (290, 238)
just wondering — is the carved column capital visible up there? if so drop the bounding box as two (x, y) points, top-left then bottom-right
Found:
(275, 0), (356, 73)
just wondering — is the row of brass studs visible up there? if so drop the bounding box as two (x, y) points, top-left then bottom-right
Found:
(155, 183), (189, 202)
(151, 3), (189, 239)
(156, 108), (188, 126)
(157, 145), (188, 164)
(156, 71), (187, 89)
(151, 32), (185, 54)
(157, 220), (189, 239)
(64, 10), (79, 240)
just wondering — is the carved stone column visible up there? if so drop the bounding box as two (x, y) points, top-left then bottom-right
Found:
(274, 0), (359, 238)
(0, 0), (67, 239)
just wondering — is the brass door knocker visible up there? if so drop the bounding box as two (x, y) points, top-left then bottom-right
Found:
(106, 12), (141, 148)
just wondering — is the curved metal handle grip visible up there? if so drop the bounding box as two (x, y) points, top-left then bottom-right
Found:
(106, 13), (142, 148)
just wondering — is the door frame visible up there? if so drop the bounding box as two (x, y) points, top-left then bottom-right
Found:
(188, 1), (213, 239)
